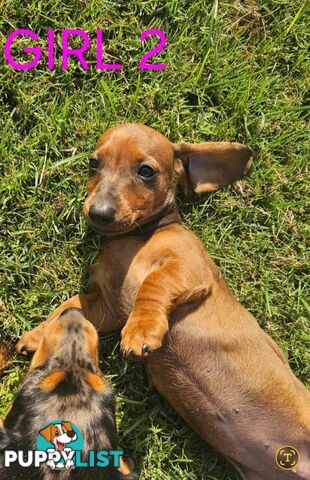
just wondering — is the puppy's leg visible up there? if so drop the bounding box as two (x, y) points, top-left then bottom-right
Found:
(121, 259), (208, 357)
(16, 291), (118, 355)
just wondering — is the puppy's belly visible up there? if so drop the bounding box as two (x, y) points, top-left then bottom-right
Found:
(146, 306), (310, 479)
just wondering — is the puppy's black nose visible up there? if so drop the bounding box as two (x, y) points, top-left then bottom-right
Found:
(67, 430), (76, 438)
(89, 205), (116, 223)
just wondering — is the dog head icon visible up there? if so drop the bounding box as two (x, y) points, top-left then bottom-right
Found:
(39, 421), (77, 451)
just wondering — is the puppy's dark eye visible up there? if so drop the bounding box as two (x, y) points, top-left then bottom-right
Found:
(89, 157), (100, 175)
(55, 430), (60, 436)
(138, 165), (156, 181)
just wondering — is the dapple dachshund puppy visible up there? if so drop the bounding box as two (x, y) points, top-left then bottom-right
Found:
(1, 308), (136, 480)
(17, 124), (310, 480)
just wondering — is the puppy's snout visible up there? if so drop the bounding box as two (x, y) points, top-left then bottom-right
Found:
(89, 205), (116, 224)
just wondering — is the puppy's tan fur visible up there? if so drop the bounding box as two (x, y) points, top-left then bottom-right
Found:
(17, 124), (310, 480)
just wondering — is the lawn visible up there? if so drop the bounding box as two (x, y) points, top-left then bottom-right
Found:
(0, 1), (309, 479)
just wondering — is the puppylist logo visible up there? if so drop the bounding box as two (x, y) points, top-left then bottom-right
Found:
(4, 420), (123, 471)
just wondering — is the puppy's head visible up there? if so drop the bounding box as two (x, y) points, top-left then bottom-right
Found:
(84, 124), (176, 235)
(84, 123), (252, 235)
(29, 308), (99, 371)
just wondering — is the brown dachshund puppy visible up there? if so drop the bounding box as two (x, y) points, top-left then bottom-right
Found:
(17, 124), (310, 480)
(2, 308), (136, 480)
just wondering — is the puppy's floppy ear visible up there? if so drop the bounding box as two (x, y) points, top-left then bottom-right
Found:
(174, 141), (253, 195)
(39, 424), (56, 443)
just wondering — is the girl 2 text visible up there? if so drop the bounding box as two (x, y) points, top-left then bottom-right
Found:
(4, 28), (167, 71)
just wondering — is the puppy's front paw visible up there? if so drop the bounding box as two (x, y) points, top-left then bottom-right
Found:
(120, 312), (167, 358)
(16, 331), (41, 356)
(121, 325), (163, 358)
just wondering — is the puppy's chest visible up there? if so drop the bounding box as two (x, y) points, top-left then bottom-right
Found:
(120, 256), (153, 317)
(96, 236), (151, 318)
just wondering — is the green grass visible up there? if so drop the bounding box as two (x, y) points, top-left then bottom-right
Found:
(0, 1), (309, 479)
